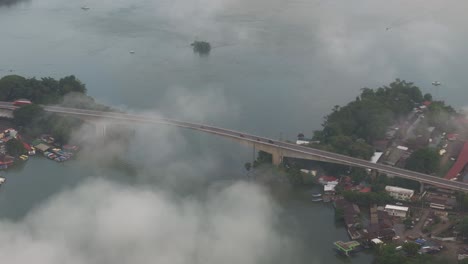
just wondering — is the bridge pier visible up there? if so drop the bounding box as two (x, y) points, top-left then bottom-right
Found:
(272, 152), (282, 166)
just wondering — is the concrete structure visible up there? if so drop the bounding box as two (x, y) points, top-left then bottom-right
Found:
(385, 186), (414, 201)
(384, 204), (409, 218)
(2, 102), (468, 191)
(370, 152), (383, 164)
(296, 140), (310, 145)
(334, 241), (360, 256)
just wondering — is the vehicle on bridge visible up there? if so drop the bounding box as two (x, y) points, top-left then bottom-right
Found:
(13, 99), (32, 107)
(268, 140), (274, 144)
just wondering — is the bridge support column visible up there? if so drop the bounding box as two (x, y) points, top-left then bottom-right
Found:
(420, 182), (425, 193)
(272, 152), (282, 166)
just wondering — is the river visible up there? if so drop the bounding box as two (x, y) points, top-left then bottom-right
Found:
(0, 0), (467, 263)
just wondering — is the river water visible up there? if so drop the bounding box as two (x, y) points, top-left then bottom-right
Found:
(0, 0), (467, 263)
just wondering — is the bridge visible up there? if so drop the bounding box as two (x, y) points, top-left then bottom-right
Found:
(2, 101), (468, 192)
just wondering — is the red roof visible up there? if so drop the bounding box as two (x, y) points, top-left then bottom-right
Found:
(359, 187), (372, 193)
(22, 142), (32, 151)
(445, 141), (468, 179)
(423, 101), (432, 106)
(319, 176), (338, 182)
(447, 134), (459, 141)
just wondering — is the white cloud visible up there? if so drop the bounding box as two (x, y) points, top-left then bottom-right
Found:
(0, 178), (292, 264)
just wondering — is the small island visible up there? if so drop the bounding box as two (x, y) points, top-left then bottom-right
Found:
(191, 41), (211, 55)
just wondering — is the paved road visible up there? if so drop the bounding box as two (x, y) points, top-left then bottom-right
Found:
(2, 102), (468, 192)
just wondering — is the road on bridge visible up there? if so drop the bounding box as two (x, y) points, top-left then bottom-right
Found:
(2, 101), (468, 192)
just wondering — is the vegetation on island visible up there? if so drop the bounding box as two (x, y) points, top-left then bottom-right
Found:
(6, 138), (26, 156)
(0, 75), (109, 144)
(191, 41), (211, 55)
(312, 79), (425, 160)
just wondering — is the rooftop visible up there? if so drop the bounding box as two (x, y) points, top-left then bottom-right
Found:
(385, 204), (409, 212)
(445, 141), (468, 180)
(385, 185), (414, 195)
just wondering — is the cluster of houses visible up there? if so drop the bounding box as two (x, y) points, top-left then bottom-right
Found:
(0, 128), (34, 166)
(31, 135), (79, 163)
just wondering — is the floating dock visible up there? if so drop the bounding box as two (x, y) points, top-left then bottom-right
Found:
(334, 240), (360, 256)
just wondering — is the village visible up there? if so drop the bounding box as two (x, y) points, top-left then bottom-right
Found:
(295, 99), (468, 261)
(0, 126), (79, 187)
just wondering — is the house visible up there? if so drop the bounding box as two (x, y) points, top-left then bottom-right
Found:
(318, 176), (338, 186)
(447, 134), (459, 141)
(324, 184), (336, 194)
(384, 147), (408, 167)
(385, 186), (414, 201)
(370, 152), (383, 164)
(34, 143), (51, 153)
(384, 204), (409, 218)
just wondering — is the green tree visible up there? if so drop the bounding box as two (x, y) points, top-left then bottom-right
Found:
(58, 75), (87, 95)
(335, 207), (344, 222)
(423, 93), (433, 101)
(191, 41), (211, 55)
(244, 162), (251, 171)
(405, 148), (440, 174)
(6, 138), (26, 157)
(402, 242), (420, 256)
(253, 151), (272, 167)
(457, 217), (468, 237)
(374, 244), (405, 264)
(12, 104), (44, 126)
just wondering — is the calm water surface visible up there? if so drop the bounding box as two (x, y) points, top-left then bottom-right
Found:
(1, 0), (467, 263)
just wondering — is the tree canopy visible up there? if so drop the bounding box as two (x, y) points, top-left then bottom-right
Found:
(402, 242), (420, 256)
(405, 148), (440, 174)
(311, 79), (427, 160)
(13, 104), (44, 126)
(0, 75), (86, 104)
(5, 75), (102, 144)
(191, 41), (211, 55)
(6, 138), (26, 157)
(457, 217), (468, 237)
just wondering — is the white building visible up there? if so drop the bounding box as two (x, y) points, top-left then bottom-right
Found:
(384, 204), (409, 218)
(324, 184), (336, 193)
(296, 139), (310, 145)
(385, 186), (414, 201)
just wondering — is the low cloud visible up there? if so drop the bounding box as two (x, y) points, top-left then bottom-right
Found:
(0, 178), (293, 264)
(0, 0), (29, 7)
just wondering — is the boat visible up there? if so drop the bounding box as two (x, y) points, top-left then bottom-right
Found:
(312, 198), (323, 202)
(81, 6), (90, 10)
(129, 50), (135, 54)
(311, 193), (322, 197)
(0, 177), (5, 185)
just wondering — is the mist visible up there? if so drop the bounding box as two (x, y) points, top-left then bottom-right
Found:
(0, 0), (29, 7)
(0, 82), (302, 263)
(0, 178), (294, 264)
